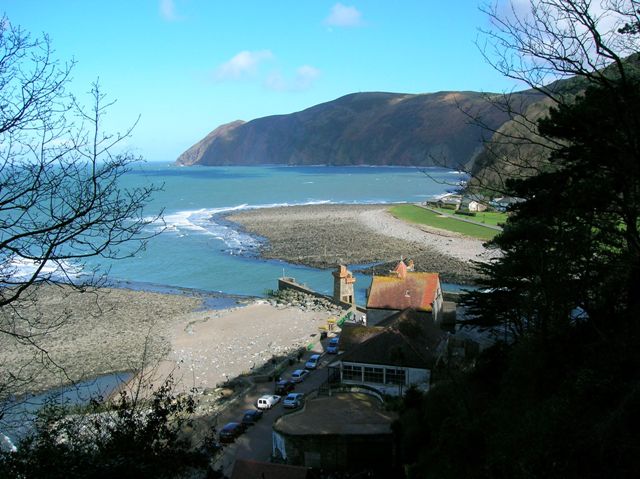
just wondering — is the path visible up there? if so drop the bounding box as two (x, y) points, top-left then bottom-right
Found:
(416, 204), (503, 231)
(212, 340), (333, 477)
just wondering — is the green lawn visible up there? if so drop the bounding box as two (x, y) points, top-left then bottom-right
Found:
(389, 204), (499, 241)
(429, 206), (508, 227)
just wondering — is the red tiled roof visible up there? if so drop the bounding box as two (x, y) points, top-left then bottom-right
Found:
(367, 272), (440, 312)
(393, 260), (407, 279)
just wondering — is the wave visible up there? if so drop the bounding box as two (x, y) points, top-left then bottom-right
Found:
(157, 206), (257, 252)
(156, 199), (387, 251)
(2, 256), (83, 283)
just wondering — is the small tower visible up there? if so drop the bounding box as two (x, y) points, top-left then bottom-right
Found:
(333, 264), (356, 305)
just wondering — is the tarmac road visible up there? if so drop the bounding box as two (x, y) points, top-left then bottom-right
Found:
(213, 343), (334, 476)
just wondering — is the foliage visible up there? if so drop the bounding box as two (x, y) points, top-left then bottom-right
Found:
(470, 0), (640, 193)
(0, 377), (215, 478)
(394, 2), (640, 477)
(396, 337), (640, 478)
(465, 78), (640, 339)
(389, 205), (498, 240)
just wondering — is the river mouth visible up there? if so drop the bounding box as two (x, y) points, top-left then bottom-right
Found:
(0, 371), (133, 450)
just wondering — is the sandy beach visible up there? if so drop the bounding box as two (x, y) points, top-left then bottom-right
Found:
(226, 204), (496, 283)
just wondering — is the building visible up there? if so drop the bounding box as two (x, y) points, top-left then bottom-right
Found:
(328, 308), (446, 395)
(272, 392), (397, 474)
(366, 260), (443, 326)
(333, 264), (356, 305)
(434, 193), (462, 210)
(463, 198), (488, 212)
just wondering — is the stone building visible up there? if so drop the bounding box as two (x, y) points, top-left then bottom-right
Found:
(332, 264), (356, 305)
(272, 392), (397, 474)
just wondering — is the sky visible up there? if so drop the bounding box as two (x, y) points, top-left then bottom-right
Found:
(2, 1), (526, 162)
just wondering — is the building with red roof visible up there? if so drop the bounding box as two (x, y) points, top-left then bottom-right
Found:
(366, 259), (443, 326)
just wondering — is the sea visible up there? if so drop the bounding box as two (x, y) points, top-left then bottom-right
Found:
(2, 163), (465, 448)
(75, 163), (464, 301)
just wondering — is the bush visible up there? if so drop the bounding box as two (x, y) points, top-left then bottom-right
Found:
(454, 210), (477, 217)
(0, 376), (214, 479)
(439, 203), (458, 210)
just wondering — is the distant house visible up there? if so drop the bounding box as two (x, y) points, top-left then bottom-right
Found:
(328, 308), (446, 395)
(434, 193), (462, 210)
(461, 196), (488, 212)
(489, 196), (523, 212)
(366, 260), (444, 326)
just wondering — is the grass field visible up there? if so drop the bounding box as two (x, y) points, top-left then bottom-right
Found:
(429, 207), (508, 227)
(389, 205), (500, 241)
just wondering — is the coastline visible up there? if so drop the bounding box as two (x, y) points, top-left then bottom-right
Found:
(0, 285), (333, 398)
(225, 203), (496, 284)
(1, 203), (494, 399)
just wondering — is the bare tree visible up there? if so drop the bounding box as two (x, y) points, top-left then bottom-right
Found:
(0, 17), (162, 400)
(466, 0), (640, 193)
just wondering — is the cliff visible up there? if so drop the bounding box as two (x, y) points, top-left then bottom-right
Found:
(176, 91), (543, 169)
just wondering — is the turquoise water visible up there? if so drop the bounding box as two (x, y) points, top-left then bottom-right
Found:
(72, 164), (463, 300)
(2, 165), (464, 445)
(1, 372), (132, 448)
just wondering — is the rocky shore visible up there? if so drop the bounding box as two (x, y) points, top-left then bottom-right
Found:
(226, 204), (496, 284)
(0, 285), (339, 400)
(0, 286), (203, 398)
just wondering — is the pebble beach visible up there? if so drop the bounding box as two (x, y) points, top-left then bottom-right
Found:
(1, 204), (495, 398)
(226, 203), (497, 283)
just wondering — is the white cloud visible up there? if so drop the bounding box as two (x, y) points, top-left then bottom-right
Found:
(325, 3), (363, 27)
(159, 0), (182, 21)
(294, 65), (321, 89)
(215, 50), (274, 80)
(265, 65), (321, 92)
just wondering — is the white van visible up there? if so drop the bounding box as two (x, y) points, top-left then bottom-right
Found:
(256, 395), (281, 410)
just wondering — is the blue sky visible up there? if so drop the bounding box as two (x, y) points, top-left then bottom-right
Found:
(2, 1), (525, 162)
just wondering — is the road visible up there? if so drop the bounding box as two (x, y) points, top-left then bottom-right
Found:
(416, 204), (503, 231)
(212, 343), (334, 476)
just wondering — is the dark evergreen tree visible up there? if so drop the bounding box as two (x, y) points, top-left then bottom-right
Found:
(465, 78), (640, 341)
(398, 81), (640, 478)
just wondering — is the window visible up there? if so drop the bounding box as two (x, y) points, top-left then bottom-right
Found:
(385, 368), (406, 385)
(342, 364), (361, 381)
(364, 366), (384, 384)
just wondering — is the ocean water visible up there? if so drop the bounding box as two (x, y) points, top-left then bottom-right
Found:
(2, 164), (465, 446)
(38, 164), (465, 300)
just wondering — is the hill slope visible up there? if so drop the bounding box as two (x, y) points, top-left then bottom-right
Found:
(176, 91), (543, 168)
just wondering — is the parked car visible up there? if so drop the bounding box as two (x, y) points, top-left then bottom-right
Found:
(327, 336), (340, 354)
(291, 369), (309, 383)
(256, 394), (281, 410)
(283, 392), (305, 409)
(219, 422), (245, 443)
(241, 409), (263, 425)
(305, 354), (322, 370)
(275, 379), (295, 395)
